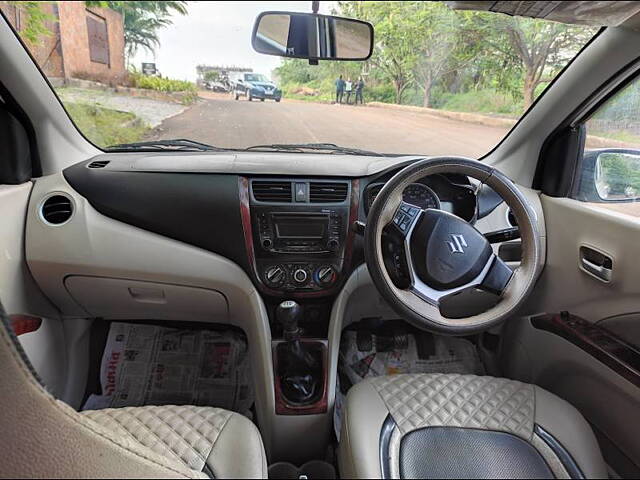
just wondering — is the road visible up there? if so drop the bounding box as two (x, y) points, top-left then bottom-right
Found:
(148, 94), (510, 158)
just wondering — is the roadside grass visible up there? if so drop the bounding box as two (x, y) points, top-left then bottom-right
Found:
(590, 129), (640, 145)
(64, 102), (149, 148)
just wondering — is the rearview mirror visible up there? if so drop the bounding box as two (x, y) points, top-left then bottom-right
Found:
(252, 12), (373, 61)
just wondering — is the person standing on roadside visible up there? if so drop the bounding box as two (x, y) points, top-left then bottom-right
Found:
(355, 76), (365, 104)
(345, 77), (353, 104)
(335, 75), (345, 104)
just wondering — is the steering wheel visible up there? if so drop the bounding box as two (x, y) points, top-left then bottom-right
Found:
(364, 157), (543, 335)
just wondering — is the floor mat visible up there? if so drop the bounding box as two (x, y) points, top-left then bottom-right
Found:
(334, 320), (485, 439)
(82, 322), (253, 414)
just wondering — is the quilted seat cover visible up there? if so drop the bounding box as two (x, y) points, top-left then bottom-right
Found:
(82, 405), (237, 475)
(370, 373), (535, 438)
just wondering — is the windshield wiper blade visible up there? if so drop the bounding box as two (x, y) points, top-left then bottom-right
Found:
(105, 139), (227, 152)
(244, 142), (383, 156)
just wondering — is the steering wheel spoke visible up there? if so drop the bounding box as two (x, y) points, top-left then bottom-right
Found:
(408, 253), (498, 307)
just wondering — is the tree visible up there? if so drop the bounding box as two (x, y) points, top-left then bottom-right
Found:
(202, 71), (219, 83)
(8, 1), (57, 45)
(86, 1), (188, 59)
(408, 3), (476, 107)
(348, 1), (418, 103)
(476, 14), (594, 109)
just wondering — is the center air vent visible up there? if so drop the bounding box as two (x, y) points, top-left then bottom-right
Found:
(309, 182), (348, 203)
(252, 181), (292, 202)
(40, 194), (73, 225)
(88, 160), (110, 169)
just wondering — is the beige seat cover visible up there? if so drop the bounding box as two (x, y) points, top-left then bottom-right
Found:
(0, 307), (267, 479)
(338, 373), (608, 479)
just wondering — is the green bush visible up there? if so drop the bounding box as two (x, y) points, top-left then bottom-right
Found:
(130, 72), (196, 93)
(366, 84), (396, 103)
(438, 89), (522, 116)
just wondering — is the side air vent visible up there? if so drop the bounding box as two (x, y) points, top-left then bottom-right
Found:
(309, 182), (348, 203)
(40, 194), (74, 225)
(88, 160), (110, 169)
(252, 181), (292, 202)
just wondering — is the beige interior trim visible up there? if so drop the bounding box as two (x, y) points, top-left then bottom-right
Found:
(25, 172), (278, 457)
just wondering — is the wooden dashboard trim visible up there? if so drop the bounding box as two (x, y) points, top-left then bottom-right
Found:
(238, 176), (360, 298)
(532, 312), (640, 389)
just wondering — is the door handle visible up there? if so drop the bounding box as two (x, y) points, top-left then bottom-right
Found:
(579, 246), (612, 282)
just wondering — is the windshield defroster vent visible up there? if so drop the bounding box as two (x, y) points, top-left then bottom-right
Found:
(252, 181), (292, 202)
(88, 160), (110, 169)
(309, 182), (348, 203)
(40, 194), (74, 225)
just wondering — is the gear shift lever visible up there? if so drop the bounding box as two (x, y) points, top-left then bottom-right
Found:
(276, 300), (302, 340)
(275, 300), (321, 405)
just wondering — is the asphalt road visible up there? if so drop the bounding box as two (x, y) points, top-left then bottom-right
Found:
(148, 94), (510, 158)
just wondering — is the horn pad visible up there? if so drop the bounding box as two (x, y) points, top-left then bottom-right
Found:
(410, 210), (492, 290)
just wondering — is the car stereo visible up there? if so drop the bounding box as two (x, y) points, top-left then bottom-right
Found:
(257, 211), (342, 253)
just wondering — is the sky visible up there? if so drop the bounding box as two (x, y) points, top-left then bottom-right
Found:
(132, 1), (335, 81)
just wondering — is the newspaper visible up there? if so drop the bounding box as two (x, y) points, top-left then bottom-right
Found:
(82, 322), (253, 414)
(334, 328), (484, 439)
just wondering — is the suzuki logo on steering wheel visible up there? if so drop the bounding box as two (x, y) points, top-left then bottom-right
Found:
(446, 234), (468, 254)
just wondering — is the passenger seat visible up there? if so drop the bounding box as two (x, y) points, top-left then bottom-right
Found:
(0, 302), (267, 479)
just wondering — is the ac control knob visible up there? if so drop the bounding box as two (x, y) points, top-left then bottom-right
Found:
(292, 268), (308, 285)
(314, 265), (337, 287)
(264, 265), (286, 288)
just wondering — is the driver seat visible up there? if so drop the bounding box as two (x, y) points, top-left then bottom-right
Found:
(338, 374), (607, 479)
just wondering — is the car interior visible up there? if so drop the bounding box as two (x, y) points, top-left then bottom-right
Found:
(1, 1), (640, 479)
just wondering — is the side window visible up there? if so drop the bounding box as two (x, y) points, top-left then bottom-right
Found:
(574, 77), (640, 217)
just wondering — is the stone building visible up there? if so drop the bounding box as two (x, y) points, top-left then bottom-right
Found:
(0, 2), (126, 85)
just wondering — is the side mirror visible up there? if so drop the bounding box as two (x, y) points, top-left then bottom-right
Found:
(252, 11), (373, 61)
(577, 149), (640, 202)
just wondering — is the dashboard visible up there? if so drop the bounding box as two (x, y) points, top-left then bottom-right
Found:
(61, 153), (499, 300)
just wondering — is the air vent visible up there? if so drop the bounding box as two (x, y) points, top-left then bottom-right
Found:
(41, 194), (73, 225)
(88, 160), (110, 169)
(252, 181), (292, 202)
(507, 208), (518, 227)
(309, 182), (348, 203)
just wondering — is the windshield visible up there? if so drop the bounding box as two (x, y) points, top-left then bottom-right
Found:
(8, 1), (597, 156)
(245, 74), (269, 83)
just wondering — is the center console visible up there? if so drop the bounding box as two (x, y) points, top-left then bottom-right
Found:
(240, 177), (358, 297)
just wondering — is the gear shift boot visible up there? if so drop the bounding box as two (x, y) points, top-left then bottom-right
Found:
(274, 300), (323, 406)
(276, 341), (323, 405)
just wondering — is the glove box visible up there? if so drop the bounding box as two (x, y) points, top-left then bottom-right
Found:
(64, 276), (228, 322)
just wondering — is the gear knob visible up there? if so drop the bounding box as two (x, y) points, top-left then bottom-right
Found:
(276, 300), (302, 340)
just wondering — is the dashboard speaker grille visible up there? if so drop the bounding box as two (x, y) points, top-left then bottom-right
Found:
(309, 182), (348, 203)
(41, 195), (73, 225)
(252, 181), (292, 202)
